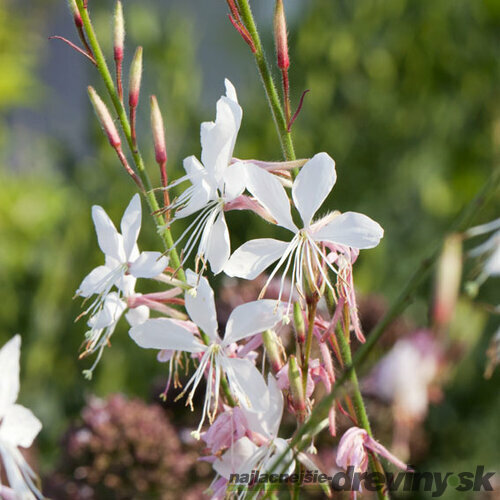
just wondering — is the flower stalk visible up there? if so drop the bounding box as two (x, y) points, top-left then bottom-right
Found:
(73, 0), (185, 282)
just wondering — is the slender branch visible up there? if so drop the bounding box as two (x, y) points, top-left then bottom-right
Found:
(236, 0), (297, 166)
(74, 0), (185, 281)
(335, 306), (387, 500)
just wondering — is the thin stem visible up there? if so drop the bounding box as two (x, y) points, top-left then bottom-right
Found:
(74, 0), (185, 281)
(236, 0), (297, 167)
(302, 298), (317, 394)
(335, 306), (387, 500)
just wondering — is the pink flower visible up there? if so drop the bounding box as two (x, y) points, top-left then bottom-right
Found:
(336, 427), (409, 474)
(202, 406), (248, 455)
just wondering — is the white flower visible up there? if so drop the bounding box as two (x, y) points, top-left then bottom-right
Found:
(129, 270), (286, 437)
(224, 153), (384, 305)
(213, 375), (317, 488)
(0, 336), (42, 499)
(167, 79), (247, 274)
(76, 194), (168, 318)
(81, 292), (150, 379)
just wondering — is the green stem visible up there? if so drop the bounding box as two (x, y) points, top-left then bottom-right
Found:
(74, 0), (185, 281)
(302, 298), (317, 394)
(335, 306), (387, 500)
(237, 0), (297, 166)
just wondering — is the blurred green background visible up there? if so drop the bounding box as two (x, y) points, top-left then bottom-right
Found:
(0, 0), (498, 496)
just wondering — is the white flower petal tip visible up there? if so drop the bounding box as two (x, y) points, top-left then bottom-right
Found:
(224, 78), (238, 102)
(292, 152), (337, 228)
(313, 211), (384, 249)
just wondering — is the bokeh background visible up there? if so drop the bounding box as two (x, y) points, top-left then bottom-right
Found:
(0, 0), (499, 497)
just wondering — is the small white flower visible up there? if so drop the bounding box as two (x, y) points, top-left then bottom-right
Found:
(129, 270), (285, 436)
(167, 79), (247, 274)
(224, 153), (384, 306)
(76, 194), (168, 318)
(81, 292), (150, 379)
(0, 336), (43, 499)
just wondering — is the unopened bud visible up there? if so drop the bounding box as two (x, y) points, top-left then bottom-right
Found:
(114, 1), (125, 62)
(68, 0), (82, 28)
(150, 96), (167, 165)
(87, 86), (121, 148)
(129, 47), (143, 109)
(262, 330), (283, 373)
(288, 356), (306, 421)
(293, 302), (305, 343)
(433, 234), (462, 328)
(274, 0), (289, 70)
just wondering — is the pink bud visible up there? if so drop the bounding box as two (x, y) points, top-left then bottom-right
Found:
(128, 46), (143, 109)
(337, 427), (410, 474)
(68, 0), (83, 27)
(113, 1), (125, 62)
(87, 86), (121, 148)
(150, 95), (167, 165)
(274, 0), (289, 70)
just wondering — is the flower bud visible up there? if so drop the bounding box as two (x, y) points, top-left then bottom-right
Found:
(68, 0), (82, 28)
(262, 329), (283, 373)
(288, 355), (306, 421)
(129, 47), (143, 109)
(433, 233), (462, 329)
(274, 0), (289, 70)
(150, 96), (167, 165)
(87, 86), (121, 148)
(113, 1), (125, 62)
(293, 302), (305, 343)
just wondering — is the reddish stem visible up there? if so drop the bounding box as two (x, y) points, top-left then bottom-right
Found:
(48, 36), (96, 65)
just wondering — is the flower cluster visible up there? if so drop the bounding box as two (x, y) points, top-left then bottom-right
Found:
(71, 78), (404, 498)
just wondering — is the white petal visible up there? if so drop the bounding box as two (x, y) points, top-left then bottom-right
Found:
(201, 84), (242, 183)
(92, 205), (125, 262)
(222, 162), (246, 202)
(244, 163), (297, 232)
(292, 153), (337, 227)
(175, 180), (213, 219)
(205, 213), (231, 275)
(242, 374), (284, 439)
(116, 274), (137, 297)
(129, 252), (168, 278)
(312, 211), (384, 249)
(223, 238), (289, 280)
(76, 265), (113, 297)
(0, 336), (20, 416)
(88, 293), (126, 329)
(224, 300), (284, 344)
(129, 318), (206, 353)
(185, 270), (219, 340)
(0, 404), (42, 448)
(120, 194), (142, 260)
(125, 305), (150, 327)
(224, 357), (268, 411)
(266, 438), (295, 475)
(0, 445), (38, 499)
(224, 78), (238, 103)
(213, 436), (259, 479)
